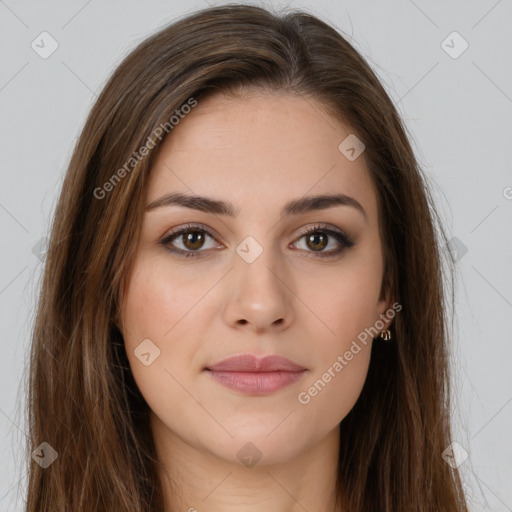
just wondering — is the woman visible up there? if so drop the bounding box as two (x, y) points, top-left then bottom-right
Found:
(24, 4), (468, 511)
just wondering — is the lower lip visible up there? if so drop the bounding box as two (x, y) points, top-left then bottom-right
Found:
(205, 370), (307, 395)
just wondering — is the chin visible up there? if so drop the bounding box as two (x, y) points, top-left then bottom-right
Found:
(200, 427), (309, 467)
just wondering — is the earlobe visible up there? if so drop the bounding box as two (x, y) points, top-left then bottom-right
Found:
(376, 294), (401, 341)
(377, 290), (397, 331)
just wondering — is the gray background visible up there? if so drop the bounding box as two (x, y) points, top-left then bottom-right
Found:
(1, 0), (511, 510)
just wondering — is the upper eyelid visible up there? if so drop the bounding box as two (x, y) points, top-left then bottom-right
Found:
(163, 223), (218, 241)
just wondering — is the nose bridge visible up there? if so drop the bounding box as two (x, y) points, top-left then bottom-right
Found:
(222, 233), (292, 330)
(234, 234), (286, 297)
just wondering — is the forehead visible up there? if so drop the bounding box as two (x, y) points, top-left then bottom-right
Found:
(146, 90), (378, 223)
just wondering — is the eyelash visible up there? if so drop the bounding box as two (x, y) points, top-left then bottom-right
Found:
(159, 223), (355, 259)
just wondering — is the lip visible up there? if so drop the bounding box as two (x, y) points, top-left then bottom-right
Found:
(204, 354), (307, 395)
(206, 354), (306, 372)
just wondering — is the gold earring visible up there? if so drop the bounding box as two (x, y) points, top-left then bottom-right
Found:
(379, 329), (392, 341)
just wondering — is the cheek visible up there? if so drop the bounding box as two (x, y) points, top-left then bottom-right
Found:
(293, 249), (381, 417)
(293, 282), (373, 436)
(303, 257), (384, 344)
(120, 256), (206, 394)
(296, 343), (371, 434)
(121, 254), (209, 347)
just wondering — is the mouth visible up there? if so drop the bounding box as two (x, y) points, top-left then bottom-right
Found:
(204, 354), (308, 395)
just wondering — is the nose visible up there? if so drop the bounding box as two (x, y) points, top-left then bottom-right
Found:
(221, 245), (294, 334)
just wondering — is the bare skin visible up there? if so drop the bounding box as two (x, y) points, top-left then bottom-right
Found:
(120, 89), (393, 512)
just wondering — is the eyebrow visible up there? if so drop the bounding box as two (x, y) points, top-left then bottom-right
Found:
(145, 191), (367, 221)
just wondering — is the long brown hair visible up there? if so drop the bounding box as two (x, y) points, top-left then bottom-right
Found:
(23, 3), (467, 511)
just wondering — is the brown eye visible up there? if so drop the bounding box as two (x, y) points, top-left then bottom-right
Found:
(305, 232), (328, 252)
(293, 224), (355, 258)
(181, 230), (206, 251)
(160, 224), (220, 258)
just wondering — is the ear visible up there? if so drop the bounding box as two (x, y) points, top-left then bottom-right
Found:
(376, 279), (397, 332)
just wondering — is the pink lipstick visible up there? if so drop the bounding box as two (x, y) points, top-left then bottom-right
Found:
(204, 354), (307, 395)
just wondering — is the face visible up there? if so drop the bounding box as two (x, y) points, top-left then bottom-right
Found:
(120, 90), (392, 466)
